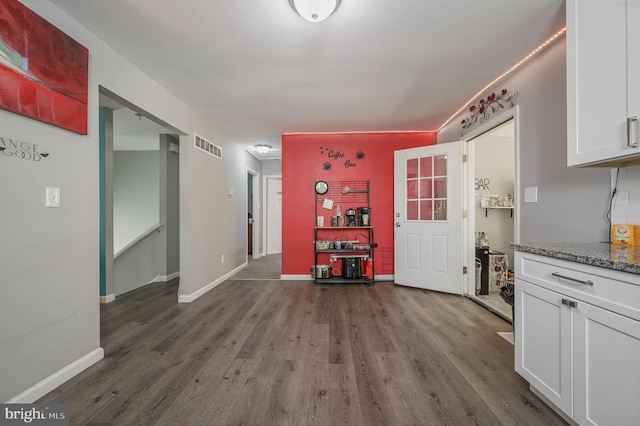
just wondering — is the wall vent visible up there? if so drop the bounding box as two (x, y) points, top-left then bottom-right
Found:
(194, 133), (221, 159)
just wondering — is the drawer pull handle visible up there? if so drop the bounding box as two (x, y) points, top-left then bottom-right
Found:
(551, 272), (593, 286)
(561, 298), (578, 308)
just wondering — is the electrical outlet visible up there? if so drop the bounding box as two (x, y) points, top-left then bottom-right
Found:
(221, 255), (225, 264)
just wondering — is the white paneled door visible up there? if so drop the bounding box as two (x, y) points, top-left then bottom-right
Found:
(267, 177), (282, 254)
(394, 143), (464, 294)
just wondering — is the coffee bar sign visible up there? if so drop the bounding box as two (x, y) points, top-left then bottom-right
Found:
(0, 136), (49, 161)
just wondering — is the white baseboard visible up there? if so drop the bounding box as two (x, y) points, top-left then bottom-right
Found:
(99, 293), (116, 304)
(375, 275), (394, 281)
(148, 271), (180, 284)
(165, 271), (180, 281)
(280, 274), (313, 281)
(178, 264), (245, 303)
(280, 274), (394, 282)
(7, 347), (104, 403)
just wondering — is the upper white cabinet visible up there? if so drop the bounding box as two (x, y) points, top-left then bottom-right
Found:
(567, 0), (640, 167)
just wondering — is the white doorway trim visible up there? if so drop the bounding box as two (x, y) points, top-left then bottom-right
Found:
(262, 174), (282, 256)
(247, 167), (260, 260)
(460, 106), (521, 296)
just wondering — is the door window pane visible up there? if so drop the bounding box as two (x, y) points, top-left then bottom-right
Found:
(434, 177), (447, 198)
(435, 200), (447, 221)
(407, 180), (418, 199)
(420, 156), (433, 177)
(434, 155), (447, 176)
(405, 155), (447, 222)
(420, 200), (433, 221)
(420, 178), (432, 198)
(407, 200), (418, 220)
(407, 159), (418, 179)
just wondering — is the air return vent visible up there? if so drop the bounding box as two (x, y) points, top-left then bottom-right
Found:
(194, 133), (221, 159)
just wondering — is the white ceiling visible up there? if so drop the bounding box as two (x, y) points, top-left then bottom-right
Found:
(51, 0), (565, 159)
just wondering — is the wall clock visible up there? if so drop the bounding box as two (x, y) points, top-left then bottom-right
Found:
(315, 180), (328, 195)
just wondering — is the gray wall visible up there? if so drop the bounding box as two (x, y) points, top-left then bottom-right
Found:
(0, 0), (261, 401)
(114, 231), (164, 295)
(439, 37), (611, 243)
(112, 138), (180, 296)
(162, 135), (180, 275)
(261, 159), (282, 176)
(113, 150), (159, 253)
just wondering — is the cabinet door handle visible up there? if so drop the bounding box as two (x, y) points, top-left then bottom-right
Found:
(627, 116), (638, 148)
(561, 298), (578, 308)
(551, 272), (593, 286)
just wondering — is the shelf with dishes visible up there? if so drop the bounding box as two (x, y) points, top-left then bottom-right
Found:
(480, 193), (514, 217)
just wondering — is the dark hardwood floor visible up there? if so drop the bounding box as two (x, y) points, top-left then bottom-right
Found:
(40, 280), (566, 425)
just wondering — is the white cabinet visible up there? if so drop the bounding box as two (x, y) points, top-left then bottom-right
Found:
(514, 252), (640, 425)
(567, 0), (640, 167)
(573, 302), (640, 426)
(515, 280), (573, 414)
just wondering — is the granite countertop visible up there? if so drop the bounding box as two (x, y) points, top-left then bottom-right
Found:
(510, 242), (640, 275)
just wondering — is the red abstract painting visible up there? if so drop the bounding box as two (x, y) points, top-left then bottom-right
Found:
(0, 0), (88, 134)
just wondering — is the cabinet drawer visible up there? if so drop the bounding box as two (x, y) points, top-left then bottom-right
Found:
(516, 252), (640, 321)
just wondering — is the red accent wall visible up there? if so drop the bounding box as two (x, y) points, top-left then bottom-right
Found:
(282, 132), (437, 276)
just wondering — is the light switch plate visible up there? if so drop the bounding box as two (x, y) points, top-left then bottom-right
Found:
(46, 187), (61, 208)
(524, 186), (538, 203)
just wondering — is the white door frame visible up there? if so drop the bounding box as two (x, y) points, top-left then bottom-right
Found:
(247, 167), (260, 260)
(262, 174), (282, 256)
(460, 106), (521, 296)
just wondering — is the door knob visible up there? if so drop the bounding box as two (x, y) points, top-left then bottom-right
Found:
(395, 222), (401, 227)
(396, 213), (400, 217)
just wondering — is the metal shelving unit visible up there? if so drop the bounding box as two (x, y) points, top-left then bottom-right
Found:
(313, 180), (375, 285)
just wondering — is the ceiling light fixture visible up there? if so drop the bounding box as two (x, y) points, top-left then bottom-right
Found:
(255, 144), (272, 154)
(289, 0), (341, 23)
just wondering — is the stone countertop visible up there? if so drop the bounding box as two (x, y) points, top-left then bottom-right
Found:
(510, 242), (640, 275)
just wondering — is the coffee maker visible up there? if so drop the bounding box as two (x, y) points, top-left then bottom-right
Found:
(342, 257), (362, 279)
(357, 207), (370, 226)
(345, 208), (357, 226)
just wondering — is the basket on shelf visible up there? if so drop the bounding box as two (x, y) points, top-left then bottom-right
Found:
(315, 240), (331, 250)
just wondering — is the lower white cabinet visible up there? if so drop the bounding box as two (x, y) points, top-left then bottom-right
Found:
(515, 252), (640, 425)
(515, 281), (573, 415)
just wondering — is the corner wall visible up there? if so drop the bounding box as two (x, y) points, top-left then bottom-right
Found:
(439, 37), (611, 243)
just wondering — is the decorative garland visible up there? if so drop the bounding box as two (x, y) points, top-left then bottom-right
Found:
(459, 89), (518, 135)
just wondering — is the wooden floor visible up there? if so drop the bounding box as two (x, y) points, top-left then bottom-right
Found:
(41, 280), (566, 425)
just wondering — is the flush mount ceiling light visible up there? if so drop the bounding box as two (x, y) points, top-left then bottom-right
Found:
(255, 144), (272, 154)
(289, 0), (341, 22)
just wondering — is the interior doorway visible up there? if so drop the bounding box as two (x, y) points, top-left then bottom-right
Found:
(99, 88), (184, 305)
(264, 177), (282, 255)
(247, 168), (259, 258)
(463, 113), (518, 323)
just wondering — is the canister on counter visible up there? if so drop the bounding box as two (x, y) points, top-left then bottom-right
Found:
(612, 224), (634, 245)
